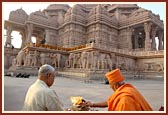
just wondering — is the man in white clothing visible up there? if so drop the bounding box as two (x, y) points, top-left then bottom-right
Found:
(22, 64), (64, 111)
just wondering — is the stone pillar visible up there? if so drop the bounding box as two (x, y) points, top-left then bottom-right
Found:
(20, 32), (26, 48)
(45, 29), (50, 45)
(151, 26), (158, 50)
(127, 27), (133, 50)
(26, 23), (33, 44)
(5, 25), (13, 45)
(36, 37), (40, 44)
(4, 54), (10, 69)
(158, 30), (164, 50)
(134, 30), (138, 49)
(144, 22), (152, 50)
(45, 29), (57, 46)
(162, 33), (164, 50)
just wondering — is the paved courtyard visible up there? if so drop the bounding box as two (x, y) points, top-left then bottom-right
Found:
(3, 76), (165, 112)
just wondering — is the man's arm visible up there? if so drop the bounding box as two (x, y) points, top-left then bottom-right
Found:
(85, 101), (108, 108)
(46, 90), (64, 111)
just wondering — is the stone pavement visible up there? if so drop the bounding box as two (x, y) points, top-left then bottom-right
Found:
(3, 76), (165, 112)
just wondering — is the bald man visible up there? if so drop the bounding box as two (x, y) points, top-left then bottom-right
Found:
(22, 64), (63, 111)
(83, 68), (153, 111)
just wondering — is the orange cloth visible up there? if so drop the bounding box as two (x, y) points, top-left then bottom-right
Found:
(107, 83), (153, 111)
(106, 68), (124, 83)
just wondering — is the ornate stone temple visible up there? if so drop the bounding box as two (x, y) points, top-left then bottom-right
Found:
(4, 4), (164, 80)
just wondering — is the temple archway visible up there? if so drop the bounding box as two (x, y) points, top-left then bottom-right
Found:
(11, 31), (22, 49)
(31, 36), (37, 44)
(155, 37), (159, 50)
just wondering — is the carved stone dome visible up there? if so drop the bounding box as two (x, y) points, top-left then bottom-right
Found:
(64, 4), (87, 24)
(109, 4), (139, 11)
(29, 10), (48, 19)
(131, 8), (151, 16)
(9, 8), (28, 24)
(46, 4), (70, 11)
(88, 5), (116, 26)
(28, 11), (48, 25)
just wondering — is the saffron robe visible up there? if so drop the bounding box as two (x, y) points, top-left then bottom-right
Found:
(107, 83), (153, 111)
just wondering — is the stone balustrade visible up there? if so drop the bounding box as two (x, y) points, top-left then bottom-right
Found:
(135, 50), (164, 57)
(4, 47), (20, 55)
(85, 43), (164, 57)
(26, 43), (87, 51)
(11, 42), (163, 58)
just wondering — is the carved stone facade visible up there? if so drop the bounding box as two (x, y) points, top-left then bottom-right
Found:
(4, 4), (164, 79)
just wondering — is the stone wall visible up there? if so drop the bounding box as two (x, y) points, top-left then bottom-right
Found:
(118, 29), (128, 49)
(136, 58), (164, 72)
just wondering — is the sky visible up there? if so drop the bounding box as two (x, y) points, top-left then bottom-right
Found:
(2, 2), (166, 48)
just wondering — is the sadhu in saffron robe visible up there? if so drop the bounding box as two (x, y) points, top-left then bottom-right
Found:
(107, 83), (153, 111)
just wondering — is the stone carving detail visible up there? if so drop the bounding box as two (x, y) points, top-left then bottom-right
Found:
(131, 8), (149, 17)
(80, 51), (88, 69)
(68, 53), (75, 68)
(105, 54), (112, 70)
(12, 58), (17, 66)
(65, 51), (116, 70)
(152, 63), (164, 72)
(92, 51), (99, 69)
(151, 26), (158, 50)
(143, 62), (164, 72)
(98, 53), (106, 69)
(5, 26), (13, 45)
(23, 51), (38, 67)
(26, 23), (34, 43)
(16, 49), (26, 66)
(144, 22), (152, 50)
(115, 56), (128, 71)
(63, 50), (148, 72)
(50, 53), (62, 68)
(30, 50), (38, 67)
(9, 8), (28, 24)
(40, 53), (47, 66)
(24, 52), (31, 66)
(127, 27), (133, 49)
(73, 53), (81, 68)
(158, 30), (164, 50)
(50, 53), (57, 68)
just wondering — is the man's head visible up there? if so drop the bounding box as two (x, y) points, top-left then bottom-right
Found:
(105, 68), (125, 91)
(38, 64), (56, 87)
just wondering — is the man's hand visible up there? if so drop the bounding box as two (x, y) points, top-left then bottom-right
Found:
(81, 101), (93, 107)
